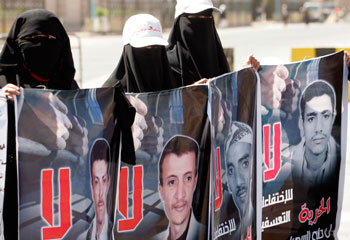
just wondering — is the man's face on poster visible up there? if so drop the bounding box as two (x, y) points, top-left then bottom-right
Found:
(303, 93), (334, 156)
(91, 159), (110, 225)
(226, 142), (251, 215)
(159, 151), (197, 227)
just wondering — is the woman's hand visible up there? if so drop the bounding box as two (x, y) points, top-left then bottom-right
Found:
(3, 83), (20, 101)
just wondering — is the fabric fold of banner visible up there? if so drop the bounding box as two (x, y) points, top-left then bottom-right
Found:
(16, 87), (134, 240)
(209, 69), (259, 240)
(115, 86), (210, 240)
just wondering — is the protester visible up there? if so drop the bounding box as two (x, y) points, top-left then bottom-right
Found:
(0, 9), (82, 239)
(167, 0), (260, 87)
(103, 14), (176, 92)
(103, 14), (175, 161)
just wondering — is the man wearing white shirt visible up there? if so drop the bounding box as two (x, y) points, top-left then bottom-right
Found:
(79, 139), (113, 240)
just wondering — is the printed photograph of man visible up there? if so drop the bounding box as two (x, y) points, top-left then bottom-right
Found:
(292, 80), (339, 186)
(78, 139), (113, 240)
(154, 135), (204, 240)
(225, 121), (254, 238)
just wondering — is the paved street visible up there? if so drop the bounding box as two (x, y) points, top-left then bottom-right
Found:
(71, 22), (350, 88)
(69, 22), (350, 239)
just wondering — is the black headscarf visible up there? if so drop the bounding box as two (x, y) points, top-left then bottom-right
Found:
(103, 44), (176, 93)
(0, 9), (78, 90)
(0, 9), (79, 239)
(167, 9), (230, 87)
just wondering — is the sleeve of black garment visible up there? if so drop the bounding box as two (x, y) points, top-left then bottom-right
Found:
(0, 75), (9, 88)
(0, 68), (17, 88)
(70, 79), (80, 90)
(348, 66), (350, 81)
(114, 82), (136, 165)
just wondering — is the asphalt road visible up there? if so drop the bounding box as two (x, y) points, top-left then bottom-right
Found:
(70, 22), (350, 239)
(71, 22), (350, 88)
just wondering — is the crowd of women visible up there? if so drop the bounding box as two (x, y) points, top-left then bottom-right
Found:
(0, 0), (348, 239)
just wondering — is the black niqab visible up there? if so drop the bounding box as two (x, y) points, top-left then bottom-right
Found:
(167, 9), (230, 86)
(0, 9), (79, 239)
(103, 44), (176, 93)
(0, 9), (78, 90)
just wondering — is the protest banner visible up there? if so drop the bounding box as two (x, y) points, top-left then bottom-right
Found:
(209, 69), (259, 240)
(260, 51), (347, 240)
(16, 88), (134, 240)
(115, 85), (210, 240)
(9, 51), (347, 240)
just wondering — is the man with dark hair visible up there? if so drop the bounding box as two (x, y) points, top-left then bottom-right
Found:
(225, 121), (253, 238)
(292, 80), (338, 186)
(300, 81), (335, 121)
(158, 135), (198, 185)
(154, 135), (204, 240)
(79, 139), (112, 240)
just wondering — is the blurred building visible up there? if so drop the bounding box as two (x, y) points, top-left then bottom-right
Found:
(253, 0), (307, 21)
(91, 0), (254, 32)
(0, 0), (88, 33)
(0, 0), (344, 34)
(0, 0), (254, 33)
(252, 0), (345, 23)
(45, 0), (87, 31)
(336, 0), (350, 14)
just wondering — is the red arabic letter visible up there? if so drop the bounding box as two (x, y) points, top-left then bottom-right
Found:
(298, 203), (309, 223)
(42, 168), (72, 240)
(214, 147), (223, 211)
(246, 226), (252, 240)
(327, 197), (331, 214)
(263, 123), (282, 182)
(313, 198), (328, 225)
(42, 169), (53, 226)
(118, 167), (129, 218)
(263, 125), (270, 169)
(117, 165), (143, 232)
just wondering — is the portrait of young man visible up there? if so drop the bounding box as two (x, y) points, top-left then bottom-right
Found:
(291, 80), (339, 187)
(225, 121), (254, 239)
(153, 135), (205, 240)
(78, 139), (113, 240)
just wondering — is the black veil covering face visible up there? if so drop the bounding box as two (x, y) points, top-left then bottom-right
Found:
(167, 9), (230, 87)
(0, 9), (78, 90)
(103, 44), (177, 93)
(0, 9), (78, 239)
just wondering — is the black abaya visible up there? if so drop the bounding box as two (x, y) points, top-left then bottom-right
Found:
(167, 9), (230, 87)
(103, 44), (177, 93)
(0, 9), (78, 239)
(0, 9), (78, 90)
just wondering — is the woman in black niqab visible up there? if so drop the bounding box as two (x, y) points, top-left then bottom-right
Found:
(0, 9), (78, 90)
(103, 44), (176, 93)
(103, 14), (176, 93)
(167, 9), (231, 87)
(0, 9), (79, 239)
